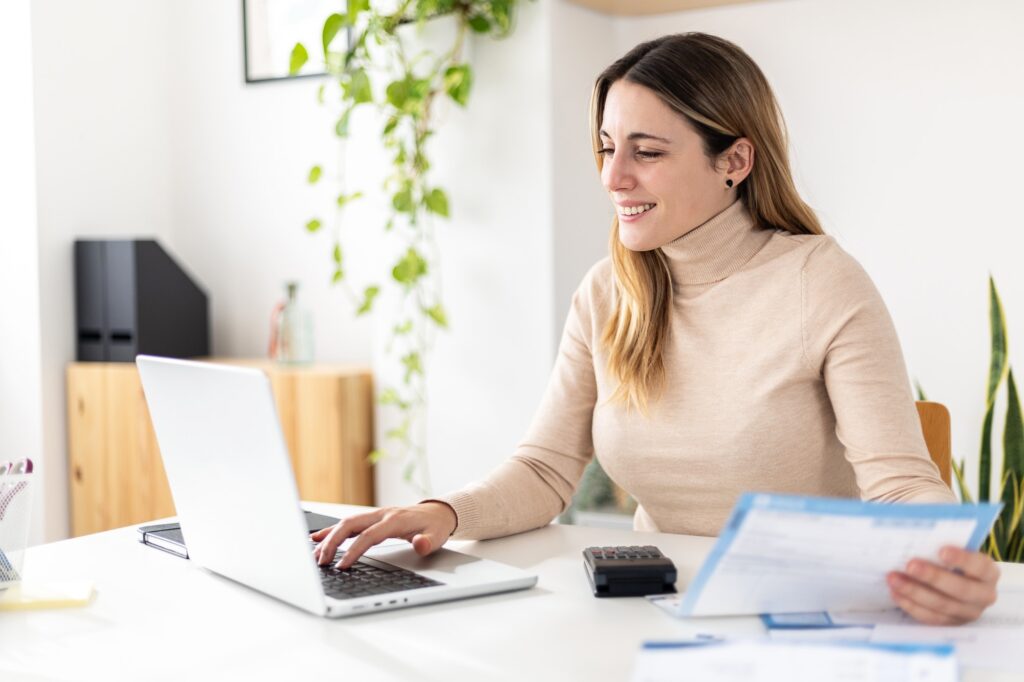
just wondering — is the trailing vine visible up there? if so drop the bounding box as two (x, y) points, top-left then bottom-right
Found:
(290, 0), (527, 495)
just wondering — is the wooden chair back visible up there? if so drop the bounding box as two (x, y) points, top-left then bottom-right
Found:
(916, 401), (952, 487)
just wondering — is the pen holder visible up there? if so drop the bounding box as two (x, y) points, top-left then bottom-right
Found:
(0, 472), (34, 589)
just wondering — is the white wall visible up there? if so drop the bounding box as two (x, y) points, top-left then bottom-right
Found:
(0, 0), (46, 545)
(617, 0), (1024, 495)
(165, 0), (376, 366)
(30, 0), (180, 542)
(550, 1), (616, 345)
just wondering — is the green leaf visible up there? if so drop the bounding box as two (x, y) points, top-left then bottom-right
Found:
(394, 320), (413, 335)
(349, 69), (373, 104)
(322, 13), (346, 57)
(424, 304), (448, 328)
(952, 458), (973, 503)
(367, 449), (386, 464)
(336, 191), (363, 207)
(424, 188), (449, 217)
(332, 243), (342, 264)
(288, 43), (309, 76)
(386, 79), (410, 109)
(468, 15), (491, 32)
(305, 219), (323, 233)
(980, 405), (995, 502)
(981, 276), (1010, 502)
(1002, 368), (1024, 541)
(335, 108), (353, 137)
(986, 276), (1009, 406)
(382, 116), (399, 136)
(402, 460), (416, 483)
(347, 0), (370, 21)
(392, 247), (428, 286)
(914, 380), (927, 402)
(386, 419), (409, 441)
(443, 64), (473, 107)
(379, 388), (409, 409)
(356, 285), (379, 315)
(317, 84), (326, 104)
(401, 351), (423, 383)
(332, 268), (344, 283)
(307, 165), (322, 184)
(391, 187), (414, 214)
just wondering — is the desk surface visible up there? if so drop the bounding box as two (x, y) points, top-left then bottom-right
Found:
(3, 502), (1023, 682)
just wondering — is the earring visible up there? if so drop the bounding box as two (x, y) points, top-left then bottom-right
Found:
(726, 179), (734, 188)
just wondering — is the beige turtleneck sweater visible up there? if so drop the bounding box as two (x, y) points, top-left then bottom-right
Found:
(437, 200), (955, 540)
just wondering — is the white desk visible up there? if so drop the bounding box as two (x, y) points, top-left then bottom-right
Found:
(2, 502), (1022, 682)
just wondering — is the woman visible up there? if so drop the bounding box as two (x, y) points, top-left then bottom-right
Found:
(313, 33), (999, 625)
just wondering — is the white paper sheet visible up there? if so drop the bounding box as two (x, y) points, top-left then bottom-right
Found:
(678, 493), (1001, 617)
(630, 640), (957, 682)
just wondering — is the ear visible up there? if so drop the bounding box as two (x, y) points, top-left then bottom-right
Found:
(719, 137), (754, 185)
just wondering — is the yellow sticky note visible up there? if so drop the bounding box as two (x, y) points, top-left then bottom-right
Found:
(0, 580), (96, 610)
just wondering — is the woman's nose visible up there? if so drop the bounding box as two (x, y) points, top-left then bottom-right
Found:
(602, 154), (635, 192)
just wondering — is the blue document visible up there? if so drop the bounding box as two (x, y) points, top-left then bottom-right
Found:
(677, 493), (1001, 617)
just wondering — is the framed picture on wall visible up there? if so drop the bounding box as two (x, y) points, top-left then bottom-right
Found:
(242, 0), (348, 83)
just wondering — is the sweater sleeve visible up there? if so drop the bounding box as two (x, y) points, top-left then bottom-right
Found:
(432, 267), (601, 540)
(801, 238), (955, 503)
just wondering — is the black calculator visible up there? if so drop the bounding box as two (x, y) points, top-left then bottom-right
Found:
(583, 545), (677, 597)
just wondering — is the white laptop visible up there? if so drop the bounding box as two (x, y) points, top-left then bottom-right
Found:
(136, 355), (537, 618)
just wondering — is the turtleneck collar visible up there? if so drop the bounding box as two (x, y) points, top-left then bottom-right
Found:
(658, 199), (774, 286)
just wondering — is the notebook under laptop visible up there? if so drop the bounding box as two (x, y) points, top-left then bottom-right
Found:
(136, 355), (537, 618)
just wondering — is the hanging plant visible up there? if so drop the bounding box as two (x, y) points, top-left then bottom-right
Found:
(290, 0), (528, 496)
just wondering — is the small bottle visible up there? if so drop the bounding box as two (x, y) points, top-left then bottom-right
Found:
(275, 282), (314, 364)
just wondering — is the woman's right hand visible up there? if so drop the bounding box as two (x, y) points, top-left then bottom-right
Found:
(311, 501), (458, 569)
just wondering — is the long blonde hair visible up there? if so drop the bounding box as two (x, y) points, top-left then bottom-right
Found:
(592, 33), (823, 411)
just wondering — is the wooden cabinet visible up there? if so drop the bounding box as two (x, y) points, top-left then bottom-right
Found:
(66, 360), (374, 537)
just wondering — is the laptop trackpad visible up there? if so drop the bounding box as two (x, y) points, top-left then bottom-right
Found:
(366, 545), (491, 581)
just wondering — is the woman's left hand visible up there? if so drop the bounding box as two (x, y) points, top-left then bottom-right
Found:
(887, 545), (1000, 625)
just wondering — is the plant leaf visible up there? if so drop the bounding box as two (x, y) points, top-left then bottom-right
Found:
(392, 248), (428, 286)
(332, 243), (342, 264)
(356, 285), (379, 315)
(305, 218), (322, 233)
(952, 458), (973, 503)
(443, 64), (473, 107)
(914, 380), (927, 402)
(367, 449), (386, 464)
(424, 188), (449, 217)
(350, 69), (373, 104)
(980, 405), (995, 502)
(980, 276), (1010, 502)
(307, 165), (322, 184)
(289, 43), (309, 76)
(322, 13), (346, 57)
(335, 108), (353, 137)
(468, 15), (491, 33)
(391, 187), (414, 214)
(332, 268), (344, 283)
(424, 304), (448, 328)
(401, 351), (423, 383)
(1005, 367), (1024, 495)
(336, 191), (363, 207)
(394, 320), (413, 335)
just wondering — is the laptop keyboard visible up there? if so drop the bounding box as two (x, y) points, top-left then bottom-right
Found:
(318, 556), (443, 600)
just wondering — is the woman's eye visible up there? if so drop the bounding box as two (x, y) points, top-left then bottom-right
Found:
(636, 151), (663, 159)
(597, 147), (614, 156)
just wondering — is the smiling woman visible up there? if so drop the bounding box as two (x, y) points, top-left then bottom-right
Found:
(311, 32), (1001, 627)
